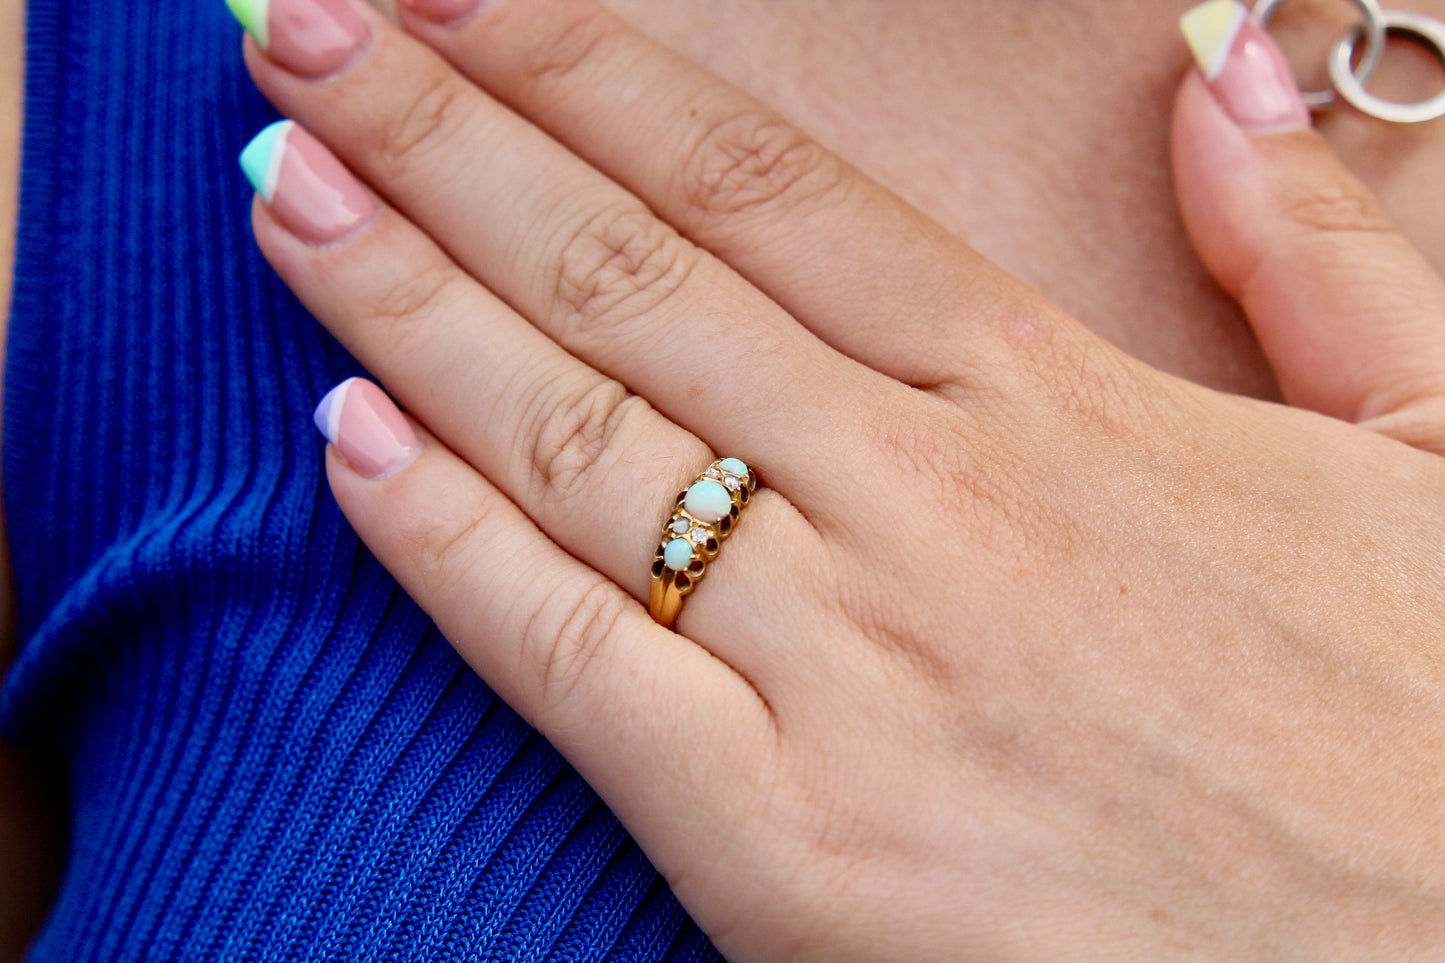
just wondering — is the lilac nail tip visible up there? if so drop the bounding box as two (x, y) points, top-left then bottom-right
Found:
(312, 377), (355, 443)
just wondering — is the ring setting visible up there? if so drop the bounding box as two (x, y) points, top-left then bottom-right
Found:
(649, 458), (756, 628)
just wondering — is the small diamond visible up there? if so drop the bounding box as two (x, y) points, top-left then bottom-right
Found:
(705, 467), (723, 479)
(723, 475), (741, 491)
(689, 526), (710, 545)
(670, 518), (690, 535)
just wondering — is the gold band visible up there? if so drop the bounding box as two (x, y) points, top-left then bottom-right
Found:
(648, 458), (757, 628)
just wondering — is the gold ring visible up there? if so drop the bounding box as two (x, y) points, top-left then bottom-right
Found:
(648, 458), (757, 628)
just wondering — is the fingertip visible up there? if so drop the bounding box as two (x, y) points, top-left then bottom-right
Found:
(1178, 2), (1311, 132)
(314, 378), (423, 481)
(1171, 69), (1269, 294)
(320, 415), (431, 552)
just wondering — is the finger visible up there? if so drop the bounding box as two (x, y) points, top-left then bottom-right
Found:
(395, 0), (1033, 389)
(1174, 1), (1445, 454)
(237, 2), (911, 497)
(313, 381), (774, 873)
(244, 121), (826, 681)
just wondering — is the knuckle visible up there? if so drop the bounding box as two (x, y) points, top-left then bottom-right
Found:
(522, 374), (647, 504)
(368, 262), (463, 353)
(549, 203), (699, 336)
(376, 71), (470, 177)
(1281, 184), (1395, 238)
(371, 261), (460, 322)
(679, 108), (843, 222)
(516, 7), (609, 86)
(1024, 327), (1145, 439)
(525, 578), (628, 715)
(1361, 395), (1445, 456)
(865, 402), (976, 515)
(866, 400), (1034, 548)
(411, 490), (507, 604)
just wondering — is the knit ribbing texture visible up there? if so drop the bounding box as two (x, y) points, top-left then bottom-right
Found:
(0, 1), (720, 959)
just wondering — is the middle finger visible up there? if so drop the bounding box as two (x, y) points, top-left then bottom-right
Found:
(241, 1), (909, 505)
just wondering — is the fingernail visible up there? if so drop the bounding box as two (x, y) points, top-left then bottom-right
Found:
(399, 0), (482, 25)
(1181, 0), (1311, 132)
(226, 0), (370, 77)
(240, 120), (377, 244)
(313, 378), (422, 479)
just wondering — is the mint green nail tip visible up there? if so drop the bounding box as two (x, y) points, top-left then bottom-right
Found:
(239, 120), (289, 200)
(225, 0), (270, 48)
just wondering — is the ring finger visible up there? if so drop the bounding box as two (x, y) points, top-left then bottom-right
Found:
(245, 121), (827, 681)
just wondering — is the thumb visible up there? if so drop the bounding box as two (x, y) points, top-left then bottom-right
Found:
(1173, 0), (1445, 454)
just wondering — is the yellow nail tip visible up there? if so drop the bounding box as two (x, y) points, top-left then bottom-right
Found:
(1180, 0), (1248, 81)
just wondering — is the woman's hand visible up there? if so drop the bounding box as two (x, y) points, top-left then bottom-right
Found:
(234, 0), (1445, 957)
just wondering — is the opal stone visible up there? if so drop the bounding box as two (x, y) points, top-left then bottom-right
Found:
(718, 457), (748, 476)
(684, 480), (732, 522)
(663, 538), (694, 571)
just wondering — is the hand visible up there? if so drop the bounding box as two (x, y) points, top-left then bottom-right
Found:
(235, 0), (1445, 957)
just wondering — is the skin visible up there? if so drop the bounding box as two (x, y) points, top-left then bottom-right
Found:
(4, 0), (1445, 955)
(239, 0), (1445, 958)
(603, 0), (1445, 398)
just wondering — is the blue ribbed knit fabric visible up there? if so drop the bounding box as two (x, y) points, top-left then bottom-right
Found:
(0, 1), (720, 959)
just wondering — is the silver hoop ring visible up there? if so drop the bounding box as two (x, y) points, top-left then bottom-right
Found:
(1254, 0), (1388, 108)
(1329, 10), (1445, 123)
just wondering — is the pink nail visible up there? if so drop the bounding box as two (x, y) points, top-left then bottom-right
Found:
(399, 0), (482, 25)
(313, 378), (422, 479)
(240, 120), (377, 244)
(1181, 0), (1311, 132)
(227, 0), (370, 78)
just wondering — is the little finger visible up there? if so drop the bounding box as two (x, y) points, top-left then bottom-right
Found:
(311, 380), (777, 892)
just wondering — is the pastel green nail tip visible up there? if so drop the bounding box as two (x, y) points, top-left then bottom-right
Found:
(239, 120), (292, 202)
(225, 0), (270, 48)
(683, 480), (732, 524)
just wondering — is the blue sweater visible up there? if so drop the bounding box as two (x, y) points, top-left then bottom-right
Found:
(0, 1), (718, 959)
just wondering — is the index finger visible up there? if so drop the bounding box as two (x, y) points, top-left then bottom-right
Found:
(397, 0), (1036, 389)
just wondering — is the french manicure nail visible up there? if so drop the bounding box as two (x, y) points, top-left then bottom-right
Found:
(225, 0), (369, 77)
(240, 120), (377, 244)
(1181, 0), (1311, 132)
(313, 378), (422, 480)
(398, 0), (482, 25)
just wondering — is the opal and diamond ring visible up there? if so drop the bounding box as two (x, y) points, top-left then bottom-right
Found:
(648, 458), (757, 628)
